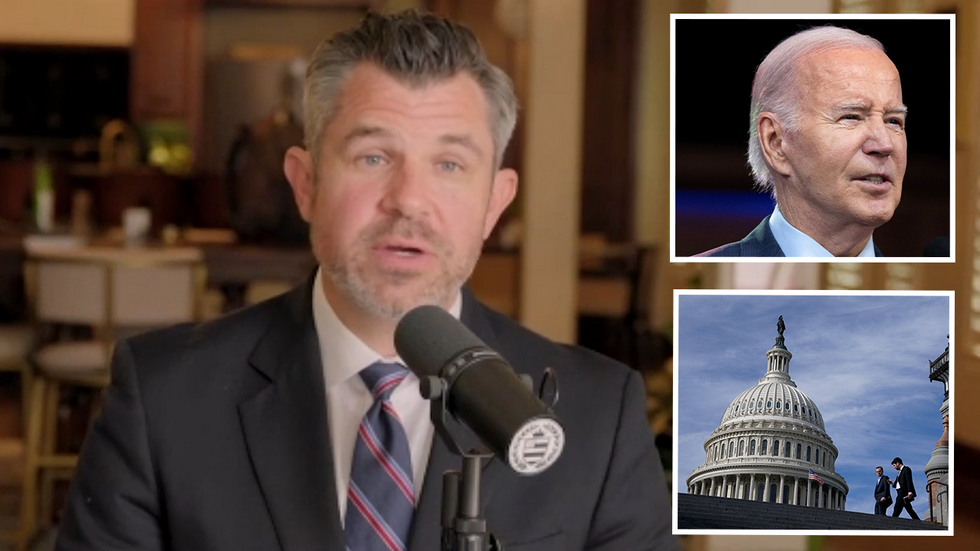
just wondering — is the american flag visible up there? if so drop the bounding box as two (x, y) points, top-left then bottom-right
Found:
(809, 469), (824, 485)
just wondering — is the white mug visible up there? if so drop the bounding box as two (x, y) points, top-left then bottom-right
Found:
(123, 207), (152, 246)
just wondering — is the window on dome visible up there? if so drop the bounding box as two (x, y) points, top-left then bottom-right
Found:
(777, 401), (781, 409)
(750, 440), (756, 455)
(739, 440), (745, 456)
(758, 401), (762, 408)
(761, 440), (768, 455)
(807, 446), (811, 462)
(767, 400), (772, 408)
(796, 444), (801, 459)
(784, 442), (790, 457)
(729, 442), (734, 456)
(794, 404), (799, 412)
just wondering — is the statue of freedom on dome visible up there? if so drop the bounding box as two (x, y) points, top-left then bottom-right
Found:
(777, 315), (785, 336)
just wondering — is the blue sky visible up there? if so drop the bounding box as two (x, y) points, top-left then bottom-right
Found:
(675, 292), (951, 519)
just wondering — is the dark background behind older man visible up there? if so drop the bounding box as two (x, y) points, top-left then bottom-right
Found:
(673, 18), (951, 258)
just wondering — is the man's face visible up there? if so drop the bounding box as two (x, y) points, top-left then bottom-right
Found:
(288, 63), (516, 321)
(876, 467), (883, 477)
(779, 47), (906, 235)
(893, 462), (901, 471)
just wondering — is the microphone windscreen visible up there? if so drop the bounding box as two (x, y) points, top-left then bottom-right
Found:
(923, 236), (950, 257)
(394, 305), (487, 377)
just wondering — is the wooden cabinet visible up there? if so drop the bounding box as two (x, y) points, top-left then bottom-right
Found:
(131, 0), (204, 164)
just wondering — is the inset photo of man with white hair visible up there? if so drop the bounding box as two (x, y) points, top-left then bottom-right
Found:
(671, 16), (953, 260)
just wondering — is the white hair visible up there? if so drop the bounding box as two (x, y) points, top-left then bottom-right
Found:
(747, 26), (886, 194)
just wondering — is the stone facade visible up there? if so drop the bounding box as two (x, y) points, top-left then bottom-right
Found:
(924, 341), (950, 525)
(686, 319), (849, 510)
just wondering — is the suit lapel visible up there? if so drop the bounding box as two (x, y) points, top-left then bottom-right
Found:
(238, 277), (344, 551)
(743, 215), (786, 257)
(407, 291), (506, 551)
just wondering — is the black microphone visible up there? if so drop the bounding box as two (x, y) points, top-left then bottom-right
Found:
(394, 305), (564, 475)
(923, 236), (950, 257)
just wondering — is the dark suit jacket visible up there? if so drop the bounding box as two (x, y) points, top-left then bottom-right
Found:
(56, 277), (676, 551)
(694, 215), (884, 257)
(895, 465), (917, 500)
(875, 475), (892, 504)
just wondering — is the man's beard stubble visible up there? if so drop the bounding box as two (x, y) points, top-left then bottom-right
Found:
(317, 215), (480, 321)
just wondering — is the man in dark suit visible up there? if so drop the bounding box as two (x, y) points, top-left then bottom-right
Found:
(891, 457), (920, 520)
(696, 26), (903, 258)
(874, 465), (892, 515)
(55, 10), (676, 551)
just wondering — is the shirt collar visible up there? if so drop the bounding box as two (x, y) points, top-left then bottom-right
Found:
(311, 268), (463, 390)
(769, 206), (876, 258)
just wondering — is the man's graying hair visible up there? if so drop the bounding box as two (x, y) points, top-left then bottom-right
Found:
(302, 10), (518, 171)
(747, 26), (886, 194)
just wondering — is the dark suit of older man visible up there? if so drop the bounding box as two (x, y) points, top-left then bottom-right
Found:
(874, 468), (892, 515)
(695, 216), (885, 257)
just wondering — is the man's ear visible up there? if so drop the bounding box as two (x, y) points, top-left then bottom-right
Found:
(284, 146), (315, 222)
(758, 113), (792, 178)
(483, 168), (518, 239)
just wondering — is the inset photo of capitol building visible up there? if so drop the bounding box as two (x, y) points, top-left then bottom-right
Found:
(673, 291), (952, 535)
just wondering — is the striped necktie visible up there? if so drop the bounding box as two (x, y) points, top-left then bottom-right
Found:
(344, 361), (416, 551)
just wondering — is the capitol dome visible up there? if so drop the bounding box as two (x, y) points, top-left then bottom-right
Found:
(687, 317), (848, 510)
(721, 374), (826, 434)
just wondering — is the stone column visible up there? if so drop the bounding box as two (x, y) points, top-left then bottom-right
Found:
(776, 475), (783, 504)
(924, 398), (950, 525)
(735, 474), (742, 499)
(793, 477), (799, 506)
(764, 474), (771, 502)
(750, 473), (757, 500)
(710, 477), (716, 497)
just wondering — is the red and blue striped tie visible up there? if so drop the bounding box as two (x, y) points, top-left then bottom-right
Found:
(344, 361), (415, 551)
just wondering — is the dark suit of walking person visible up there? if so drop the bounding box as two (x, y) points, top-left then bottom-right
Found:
(874, 466), (892, 515)
(891, 457), (920, 519)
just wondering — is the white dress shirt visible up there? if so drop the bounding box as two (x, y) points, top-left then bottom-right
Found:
(768, 206), (877, 257)
(311, 268), (461, 523)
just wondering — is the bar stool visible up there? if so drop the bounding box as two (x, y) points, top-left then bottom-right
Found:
(0, 323), (33, 546)
(0, 323), (33, 429)
(16, 247), (205, 550)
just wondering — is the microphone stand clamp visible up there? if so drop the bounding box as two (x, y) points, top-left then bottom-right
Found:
(420, 376), (503, 551)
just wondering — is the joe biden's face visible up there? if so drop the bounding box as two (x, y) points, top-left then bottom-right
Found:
(779, 47), (906, 237)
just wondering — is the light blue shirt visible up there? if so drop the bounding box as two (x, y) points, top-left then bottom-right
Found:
(768, 207), (876, 258)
